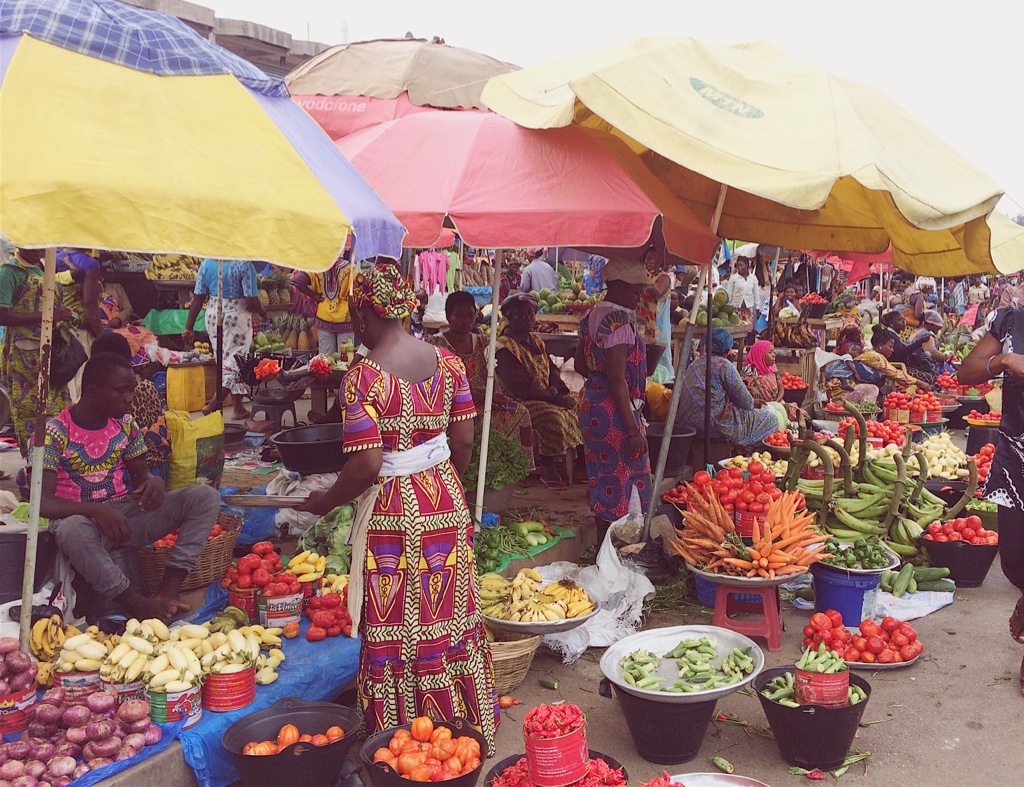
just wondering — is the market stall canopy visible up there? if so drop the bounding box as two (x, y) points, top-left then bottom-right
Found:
(286, 37), (519, 139)
(482, 37), (1024, 277)
(335, 111), (718, 263)
(0, 0), (406, 270)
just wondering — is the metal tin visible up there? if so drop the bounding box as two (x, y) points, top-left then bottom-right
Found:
(203, 666), (256, 712)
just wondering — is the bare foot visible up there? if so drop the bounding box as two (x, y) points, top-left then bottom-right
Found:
(230, 409), (252, 420)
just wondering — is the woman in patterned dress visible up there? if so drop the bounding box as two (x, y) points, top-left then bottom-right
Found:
(740, 340), (785, 407)
(575, 261), (651, 542)
(958, 306), (1024, 693)
(495, 293), (583, 488)
(296, 263), (498, 751)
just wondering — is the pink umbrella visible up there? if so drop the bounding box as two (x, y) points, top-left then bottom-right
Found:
(335, 111), (718, 263)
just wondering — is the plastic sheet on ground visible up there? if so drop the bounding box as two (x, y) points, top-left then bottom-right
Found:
(179, 585), (360, 787)
(535, 514), (655, 664)
(873, 588), (955, 621)
(491, 525), (575, 574)
(66, 720), (185, 787)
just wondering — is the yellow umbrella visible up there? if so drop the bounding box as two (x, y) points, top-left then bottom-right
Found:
(482, 37), (1023, 276)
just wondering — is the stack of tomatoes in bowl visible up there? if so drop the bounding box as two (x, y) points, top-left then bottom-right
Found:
(782, 372), (809, 390)
(922, 515), (998, 545)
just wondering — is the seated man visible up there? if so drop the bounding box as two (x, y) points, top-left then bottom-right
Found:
(40, 352), (221, 621)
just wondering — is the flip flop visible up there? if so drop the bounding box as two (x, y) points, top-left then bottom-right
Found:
(540, 477), (568, 491)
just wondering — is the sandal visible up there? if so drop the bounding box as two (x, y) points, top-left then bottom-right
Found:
(1010, 595), (1024, 644)
(540, 476), (568, 491)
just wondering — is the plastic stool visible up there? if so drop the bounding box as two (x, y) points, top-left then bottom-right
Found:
(250, 402), (297, 432)
(712, 583), (784, 652)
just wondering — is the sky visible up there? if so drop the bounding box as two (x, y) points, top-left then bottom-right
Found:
(206, 0), (1023, 216)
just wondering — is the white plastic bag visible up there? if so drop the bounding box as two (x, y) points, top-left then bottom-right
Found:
(536, 489), (655, 663)
(266, 470), (340, 538)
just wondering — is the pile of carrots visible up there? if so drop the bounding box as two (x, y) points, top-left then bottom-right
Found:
(670, 487), (831, 579)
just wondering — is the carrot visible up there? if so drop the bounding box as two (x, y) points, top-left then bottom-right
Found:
(757, 568), (769, 578)
(723, 557), (755, 569)
(773, 565), (807, 576)
(747, 548), (762, 561)
(751, 516), (761, 544)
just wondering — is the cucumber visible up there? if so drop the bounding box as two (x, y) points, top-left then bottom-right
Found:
(907, 575), (918, 594)
(892, 564), (914, 598)
(916, 579), (956, 592)
(880, 570), (894, 593)
(911, 567), (950, 582)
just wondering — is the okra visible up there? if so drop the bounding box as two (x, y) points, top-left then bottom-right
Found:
(539, 677), (559, 689)
(712, 757), (734, 774)
(636, 675), (663, 689)
(778, 698), (800, 708)
(623, 671), (636, 686)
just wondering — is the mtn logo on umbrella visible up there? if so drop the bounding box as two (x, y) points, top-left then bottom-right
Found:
(689, 78), (764, 119)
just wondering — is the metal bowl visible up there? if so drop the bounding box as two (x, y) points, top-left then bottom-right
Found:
(600, 624), (764, 705)
(271, 424), (347, 476)
(688, 565), (803, 588)
(482, 605), (598, 636)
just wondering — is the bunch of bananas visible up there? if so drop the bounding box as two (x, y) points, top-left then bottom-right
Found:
(322, 573), (349, 596)
(30, 614), (79, 662)
(773, 318), (818, 349)
(144, 253), (202, 281)
(56, 628), (114, 674)
(287, 550), (327, 583)
(478, 570), (596, 623)
(208, 605), (249, 634)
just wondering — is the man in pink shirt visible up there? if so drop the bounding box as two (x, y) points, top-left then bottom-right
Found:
(40, 352), (220, 622)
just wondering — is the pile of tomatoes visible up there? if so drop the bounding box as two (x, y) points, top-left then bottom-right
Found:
(838, 417), (906, 446)
(153, 519), (228, 549)
(370, 716), (482, 781)
(883, 391), (911, 413)
(220, 541), (288, 592)
(781, 372), (809, 390)
(802, 610), (924, 665)
(972, 444), (994, 494)
(304, 589), (353, 640)
(242, 721), (345, 756)
(764, 431), (792, 447)
(923, 515), (998, 545)
(967, 409), (1001, 424)
(908, 391), (942, 417)
(799, 292), (828, 305)
(937, 373), (996, 396)
(706, 464), (794, 515)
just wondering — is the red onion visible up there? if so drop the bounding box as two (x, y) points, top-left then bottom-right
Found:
(84, 721), (113, 743)
(42, 758), (74, 780)
(85, 758), (112, 770)
(8, 674), (34, 695)
(114, 746), (136, 762)
(28, 742), (54, 763)
(123, 733), (146, 752)
(24, 725), (54, 742)
(86, 738), (120, 760)
(32, 706), (61, 727)
(22, 764), (43, 780)
(143, 724), (163, 746)
(115, 700), (149, 723)
(124, 719), (149, 735)
(4, 652), (32, 674)
(53, 744), (78, 761)
(59, 707), (88, 729)
(39, 689), (64, 708)
(6, 743), (29, 761)
(71, 764), (90, 779)
(62, 729), (86, 745)
(0, 680), (10, 697)
(0, 638), (20, 654)
(85, 692), (116, 714)
(0, 763), (24, 781)
(0, 660), (8, 678)
(11, 777), (38, 787)
(53, 779), (73, 787)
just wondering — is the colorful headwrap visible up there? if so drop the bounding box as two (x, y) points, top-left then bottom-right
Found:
(350, 261), (418, 320)
(700, 327), (734, 355)
(746, 340), (776, 375)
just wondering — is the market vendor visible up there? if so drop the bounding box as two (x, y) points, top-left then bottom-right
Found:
(740, 340), (785, 406)
(638, 248), (674, 382)
(98, 277), (157, 364)
(0, 247), (75, 457)
(496, 292), (583, 489)
(183, 259), (266, 419)
(905, 309), (955, 380)
(576, 261), (651, 541)
(427, 291), (533, 447)
(958, 306), (1024, 693)
(291, 255), (355, 356)
(293, 262), (498, 751)
(674, 328), (779, 449)
(855, 329), (932, 397)
(55, 248), (106, 402)
(39, 352), (220, 621)
(875, 310), (929, 373)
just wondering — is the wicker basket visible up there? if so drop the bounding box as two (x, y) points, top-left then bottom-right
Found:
(137, 512), (242, 594)
(490, 634), (542, 695)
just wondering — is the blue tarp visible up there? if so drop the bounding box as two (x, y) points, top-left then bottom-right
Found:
(178, 585), (360, 787)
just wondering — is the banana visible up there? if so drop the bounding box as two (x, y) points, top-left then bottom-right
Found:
(149, 619), (170, 641)
(76, 642), (107, 661)
(290, 550), (311, 566)
(124, 636), (154, 655)
(179, 624), (210, 640)
(148, 654), (171, 676)
(521, 568), (543, 582)
(166, 648), (188, 672)
(288, 562), (315, 575)
(63, 633), (93, 651)
(833, 507), (886, 534)
(124, 654), (148, 683)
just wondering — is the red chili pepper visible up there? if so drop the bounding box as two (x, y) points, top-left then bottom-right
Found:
(806, 771), (824, 780)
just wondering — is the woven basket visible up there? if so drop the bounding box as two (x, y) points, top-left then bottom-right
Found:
(137, 512), (242, 595)
(490, 634), (542, 695)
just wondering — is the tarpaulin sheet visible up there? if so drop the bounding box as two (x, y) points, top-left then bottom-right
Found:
(178, 585), (360, 787)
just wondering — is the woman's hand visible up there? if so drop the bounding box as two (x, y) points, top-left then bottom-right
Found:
(1000, 353), (1024, 377)
(296, 490), (332, 515)
(182, 327), (194, 343)
(627, 432), (647, 461)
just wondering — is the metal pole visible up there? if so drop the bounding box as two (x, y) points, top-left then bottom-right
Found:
(703, 185), (729, 474)
(474, 250), (503, 523)
(216, 261), (224, 412)
(21, 248), (57, 650)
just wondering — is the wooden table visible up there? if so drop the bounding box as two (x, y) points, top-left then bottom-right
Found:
(671, 321), (753, 362)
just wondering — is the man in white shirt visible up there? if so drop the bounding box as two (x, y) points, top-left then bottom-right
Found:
(519, 248), (557, 293)
(967, 277), (990, 306)
(720, 256), (760, 320)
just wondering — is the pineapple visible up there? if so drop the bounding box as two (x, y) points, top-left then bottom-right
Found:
(258, 287), (270, 307)
(285, 316), (299, 350)
(297, 328), (311, 352)
(279, 286), (291, 305)
(268, 286), (281, 306)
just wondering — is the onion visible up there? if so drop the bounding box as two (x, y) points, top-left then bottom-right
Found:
(11, 777), (38, 787)
(115, 700), (149, 723)
(0, 660), (7, 678)
(52, 744), (78, 762)
(85, 692), (116, 714)
(39, 689), (64, 708)
(71, 764), (89, 780)
(28, 742), (54, 763)
(6, 743), (28, 762)
(63, 729), (85, 745)
(0, 680), (10, 697)
(124, 718), (149, 735)
(143, 724), (163, 746)
(32, 706), (61, 727)
(24, 725), (54, 742)
(0, 781), (9, 787)
(22, 764), (43, 780)
(8, 674), (34, 694)
(0, 763), (24, 781)
(59, 707), (88, 729)
(84, 721), (113, 742)
(87, 738), (120, 760)
(42, 758), (74, 780)
(85, 758), (112, 770)
(3, 652), (32, 674)
(114, 746), (136, 762)
(123, 733), (146, 752)
(0, 639), (19, 655)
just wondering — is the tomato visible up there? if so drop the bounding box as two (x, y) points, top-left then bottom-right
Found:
(810, 612), (833, 630)
(694, 470), (712, 485)
(824, 610), (844, 628)
(927, 522), (942, 535)
(406, 764), (432, 781)
(876, 649), (895, 664)
(966, 515), (982, 530)
(306, 626), (327, 642)
(803, 625), (817, 638)
(411, 716), (434, 743)
(880, 616), (900, 633)
(749, 502), (764, 514)
(859, 620), (881, 638)
(911, 640), (925, 656)
(729, 467), (744, 479)
(890, 631), (910, 648)
(760, 471), (776, 485)
(860, 651), (876, 663)
(962, 528), (977, 541)
(831, 627), (850, 643)
(865, 635), (886, 655)
(935, 534), (949, 542)
(770, 487), (783, 500)
(844, 647), (861, 662)
(276, 723), (299, 748)
(952, 519), (967, 533)
(897, 623), (918, 642)
(325, 726), (344, 741)
(251, 568), (270, 587)
(235, 573), (253, 589)
(736, 499), (749, 512)
(310, 734), (329, 746)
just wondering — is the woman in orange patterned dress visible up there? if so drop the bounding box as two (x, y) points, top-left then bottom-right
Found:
(297, 263), (497, 753)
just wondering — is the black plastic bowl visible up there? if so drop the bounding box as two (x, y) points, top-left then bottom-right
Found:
(484, 750), (627, 787)
(754, 666), (870, 771)
(360, 718), (486, 787)
(919, 537), (999, 588)
(271, 424), (348, 475)
(222, 696), (361, 787)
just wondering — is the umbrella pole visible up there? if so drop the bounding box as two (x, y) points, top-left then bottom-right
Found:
(643, 262), (707, 539)
(474, 249), (503, 523)
(21, 248), (57, 650)
(704, 185), (729, 471)
(216, 261), (224, 412)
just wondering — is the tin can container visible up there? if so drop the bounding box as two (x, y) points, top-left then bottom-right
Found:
(100, 677), (147, 707)
(0, 685), (37, 735)
(795, 666), (850, 708)
(229, 586), (259, 623)
(258, 589), (303, 628)
(202, 665), (257, 712)
(55, 669), (101, 701)
(148, 684), (203, 729)
(523, 724), (589, 787)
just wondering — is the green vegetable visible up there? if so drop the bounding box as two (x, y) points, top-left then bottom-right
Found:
(539, 677), (559, 689)
(712, 757), (734, 774)
(461, 425), (530, 491)
(297, 504), (353, 573)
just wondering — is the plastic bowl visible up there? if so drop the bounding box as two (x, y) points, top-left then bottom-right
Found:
(244, 431), (267, 448)
(919, 537), (999, 588)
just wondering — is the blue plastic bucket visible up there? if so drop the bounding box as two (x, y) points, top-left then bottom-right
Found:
(810, 563), (882, 627)
(693, 575), (759, 608)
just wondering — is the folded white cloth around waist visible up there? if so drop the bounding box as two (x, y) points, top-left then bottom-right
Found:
(379, 432), (451, 477)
